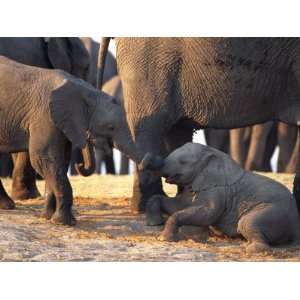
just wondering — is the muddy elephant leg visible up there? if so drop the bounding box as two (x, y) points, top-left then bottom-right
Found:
(159, 205), (219, 242)
(146, 194), (190, 226)
(0, 179), (15, 209)
(230, 128), (249, 167)
(237, 204), (293, 253)
(11, 152), (40, 200)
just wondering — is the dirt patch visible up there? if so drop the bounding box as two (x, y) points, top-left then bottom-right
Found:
(0, 173), (299, 261)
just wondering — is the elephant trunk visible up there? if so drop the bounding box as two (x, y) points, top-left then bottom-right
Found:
(75, 143), (96, 177)
(138, 153), (165, 174)
(97, 37), (111, 89)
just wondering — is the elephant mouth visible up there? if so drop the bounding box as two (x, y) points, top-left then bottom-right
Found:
(165, 173), (182, 184)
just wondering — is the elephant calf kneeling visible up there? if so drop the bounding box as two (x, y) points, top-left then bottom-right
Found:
(141, 142), (300, 253)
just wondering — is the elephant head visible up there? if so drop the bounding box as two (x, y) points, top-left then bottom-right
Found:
(44, 37), (90, 81)
(49, 76), (119, 176)
(139, 143), (245, 190)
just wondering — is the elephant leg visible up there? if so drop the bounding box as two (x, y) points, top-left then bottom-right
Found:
(94, 148), (104, 174)
(286, 131), (300, 173)
(244, 122), (273, 171)
(0, 178), (15, 209)
(230, 128), (249, 167)
(41, 184), (56, 220)
(132, 128), (169, 214)
(204, 128), (230, 154)
(41, 141), (72, 220)
(293, 127), (300, 211)
(120, 153), (129, 175)
(164, 126), (194, 195)
(11, 152), (40, 200)
(104, 153), (115, 174)
(146, 193), (191, 226)
(261, 123), (277, 172)
(0, 153), (13, 178)
(277, 122), (298, 173)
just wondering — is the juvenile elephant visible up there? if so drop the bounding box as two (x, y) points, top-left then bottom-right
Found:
(140, 143), (300, 253)
(0, 56), (116, 225)
(0, 37), (91, 201)
(99, 38), (300, 214)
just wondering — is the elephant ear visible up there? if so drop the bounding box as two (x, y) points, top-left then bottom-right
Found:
(49, 79), (88, 149)
(46, 38), (72, 73)
(192, 153), (226, 192)
(192, 149), (245, 192)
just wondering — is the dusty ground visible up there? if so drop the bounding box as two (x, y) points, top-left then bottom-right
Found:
(0, 173), (300, 261)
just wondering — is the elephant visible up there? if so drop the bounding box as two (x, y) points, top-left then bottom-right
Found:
(98, 37), (300, 214)
(102, 75), (131, 175)
(0, 56), (117, 225)
(140, 143), (300, 253)
(0, 37), (91, 202)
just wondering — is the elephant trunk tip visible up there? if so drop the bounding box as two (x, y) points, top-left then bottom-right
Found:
(138, 152), (164, 171)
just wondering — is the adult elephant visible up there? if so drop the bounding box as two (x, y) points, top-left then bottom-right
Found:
(0, 37), (94, 202)
(69, 37), (118, 175)
(98, 37), (300, 213)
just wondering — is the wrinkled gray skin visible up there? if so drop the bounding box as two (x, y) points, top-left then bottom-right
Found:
(0, 56), (116, 225)
(141, 143), (300, 253)
(98, 38), (300, 214)
(69, 37), (118, 175)
(0, 37), (91, 201)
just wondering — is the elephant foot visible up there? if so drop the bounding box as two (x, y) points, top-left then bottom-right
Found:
(51, 209), (76, 226)
(145, 195), (165, 226)
(158, 229), (179, 242)
(0, 196), (15, 210)
(11, 185), (41, 200)
(40, 207), (56, 220)
(146, 213), (165, 226)
(246, 241), (270, 254)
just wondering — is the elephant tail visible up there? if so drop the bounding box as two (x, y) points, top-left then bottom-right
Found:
(97, 37), (111, 90)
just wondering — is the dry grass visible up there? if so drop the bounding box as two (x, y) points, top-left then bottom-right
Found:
(0, 173), (299, 261)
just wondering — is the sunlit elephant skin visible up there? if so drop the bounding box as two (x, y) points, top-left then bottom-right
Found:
(99, 38), (300, 214)
(0, 37), (91, 201)
(0, 56), (116, 225)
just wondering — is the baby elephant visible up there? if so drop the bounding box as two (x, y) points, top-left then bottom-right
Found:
(0, 56), (118, 225)
(140, 143), (300, 253)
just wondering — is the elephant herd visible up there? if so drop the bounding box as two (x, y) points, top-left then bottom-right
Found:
(0, 37), (299, 251)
